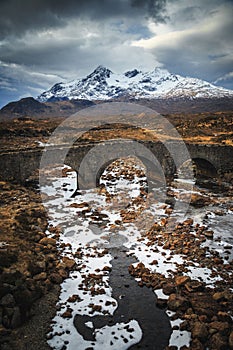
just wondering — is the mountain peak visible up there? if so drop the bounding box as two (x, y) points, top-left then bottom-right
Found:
(95, 65), (111, 71)
(90, 65), (112, 77)
(38, 66), (233, 102)
(124, 69), (141, 78)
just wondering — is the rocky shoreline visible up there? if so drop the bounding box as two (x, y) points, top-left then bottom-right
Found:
(0, 181), (72, 349)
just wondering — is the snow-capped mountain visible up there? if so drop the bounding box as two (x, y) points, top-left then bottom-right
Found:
(38, 65), (233, 102)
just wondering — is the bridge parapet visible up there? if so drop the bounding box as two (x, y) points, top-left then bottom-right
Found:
(0, 141), (232, 185)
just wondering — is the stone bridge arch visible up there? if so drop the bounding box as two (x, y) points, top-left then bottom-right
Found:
(186, 144), (232, 177)
(73, 140), (167, 190)
(94, 155), (168, 191)
(177, 157), (218, 179)
(192, 158), (218, 178)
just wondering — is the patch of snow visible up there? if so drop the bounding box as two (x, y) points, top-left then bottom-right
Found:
(166, 311), (191, 350)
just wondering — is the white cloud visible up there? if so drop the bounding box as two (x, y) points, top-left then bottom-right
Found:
(132, 1), (233, 83)
(214, 71), (233, 83)
(133, 3), (232, 52)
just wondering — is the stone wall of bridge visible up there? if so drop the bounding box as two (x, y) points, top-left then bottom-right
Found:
(0, 142), (232, 186)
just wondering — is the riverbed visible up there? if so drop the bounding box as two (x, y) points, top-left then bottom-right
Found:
(40, 158), (233, 350)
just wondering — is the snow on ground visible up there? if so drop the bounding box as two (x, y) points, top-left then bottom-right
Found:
(40, 160), (232, 350)
(166, 311), (191, 350)
(0, 241), (8, 248)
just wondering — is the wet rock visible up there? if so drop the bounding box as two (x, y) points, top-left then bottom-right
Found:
(61, 307), (73, 319)
(190, 193), (212, 207)
(156, 298), (167, 309)
(198, 315), (208, 323)
(183, 218), (194, 226)
(0, 250), (18, 268)
(167, 294), (190, 312)
(69, 202), (89, 209)
(179, 320), (189, 331)
(10, 306), (21, 328)
(190, 338), (205, 350)
(162, 283), (176, 295)
(214, 210), (225, 216)
(191, 321), (208, 342)
(165, 208), (173, 215)
(28, 260), (46, 275)
(212, 292), (228, 302)
(217, 311), (232, 323)
(191, 294), (221, 318)
(209, 333), (228, 350)
(33, 272), (47, 281)
(39, 237), (57, 246)
(149, 259), (158, 265)
(90, 304), (102, 313)
(103, 265), (111, 272)
(185, 281), (204, 293)
(50, 273), (63, 284)
(58, 269), (68, 279)
(62, 257), (76, 270)
(0, 270), (22, 285)
(209, 321), (230, 335)
(175, 276), (190, 287)
(0, 294), (15, 307)
(67, 294), (83, 303)
(204, 230), (214, 239)
(13, 287), (36, 316)
(229, 331), (233, 349)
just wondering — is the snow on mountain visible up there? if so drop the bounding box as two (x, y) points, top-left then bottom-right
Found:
(38, 65), (233, 102)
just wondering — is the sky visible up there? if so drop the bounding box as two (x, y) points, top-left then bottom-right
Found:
(0, 0), (233, 108)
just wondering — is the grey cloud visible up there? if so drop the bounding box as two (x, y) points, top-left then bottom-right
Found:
(131, 0), (168, 22)
(1, 0), (233, 107)
(138, 1), (233, 86)
(0, 0), (167, 39)
(0, 14), (156, 75)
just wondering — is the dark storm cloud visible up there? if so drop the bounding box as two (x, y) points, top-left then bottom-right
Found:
(0, 0), (167, 39)
(131, 0), (167, 22)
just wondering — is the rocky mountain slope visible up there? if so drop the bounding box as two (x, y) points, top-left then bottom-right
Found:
(38, 65), (233, 102)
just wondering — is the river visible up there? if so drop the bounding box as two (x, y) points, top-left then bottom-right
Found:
(40, 158), (233, 350)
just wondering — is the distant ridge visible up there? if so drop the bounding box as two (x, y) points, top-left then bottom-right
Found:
(0, 97), (95, 120)
(0, 97), (50, 116)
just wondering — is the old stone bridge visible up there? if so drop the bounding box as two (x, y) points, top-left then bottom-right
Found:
(0, 140), (232, 189)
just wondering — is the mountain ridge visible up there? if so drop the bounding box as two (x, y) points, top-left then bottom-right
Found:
(1, 66), (233, 120)
(38, 65), (233, 102)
